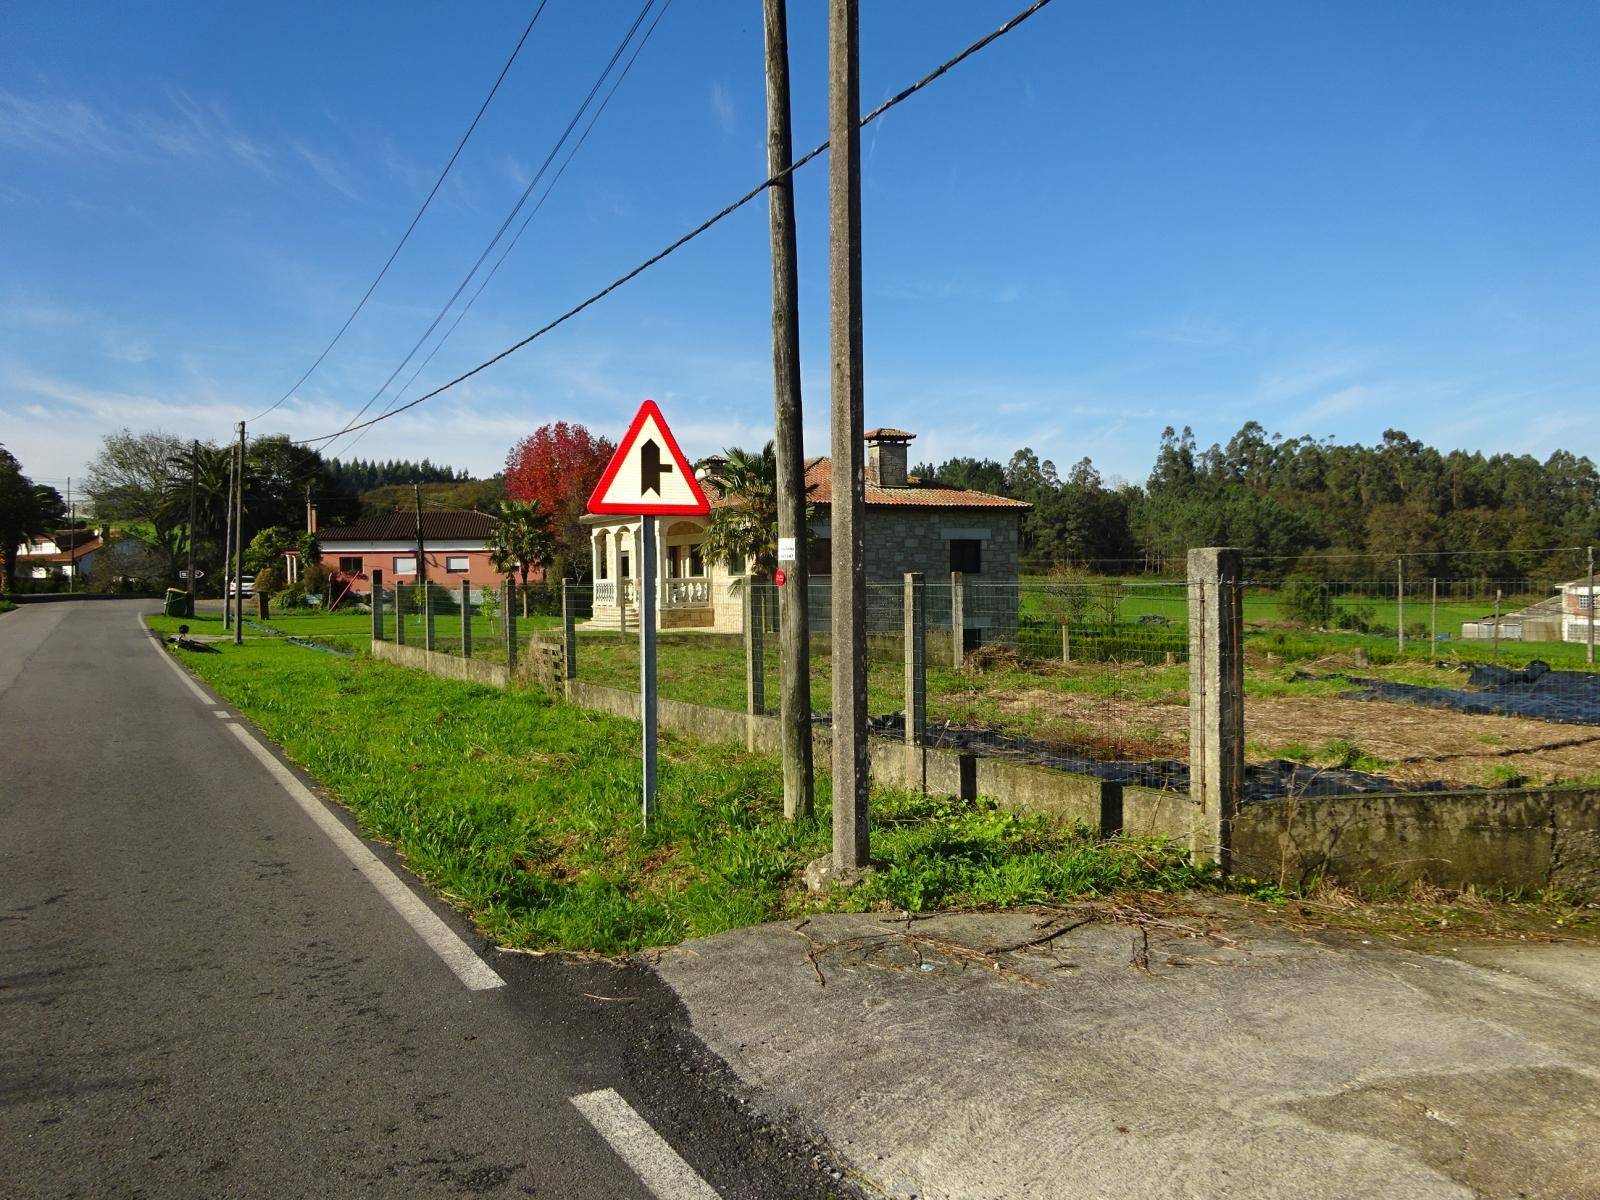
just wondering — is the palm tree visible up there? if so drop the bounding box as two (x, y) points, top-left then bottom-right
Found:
(699, 442), (783, 583)
(0, 445), (65, 590)
(487, 498), (556, 616)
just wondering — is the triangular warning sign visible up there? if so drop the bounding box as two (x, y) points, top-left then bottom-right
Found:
(587, 400), (711, 516)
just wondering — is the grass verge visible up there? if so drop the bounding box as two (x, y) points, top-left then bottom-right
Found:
(153, 627), (1217, 953)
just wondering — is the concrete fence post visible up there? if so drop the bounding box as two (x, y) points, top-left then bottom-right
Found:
(1061, 621), (1071, 664)
(745, 582), (766, 748)
(460, 580), (472, 659)
(1187, 547), (1243, 870)
(904, 571), (926, 792)
(370, 569), (384, 641)
(395, 583), (406, 646)
(950, 570), (965, 667)
(561, 578), (577, 680)
(503, 579), (517, 671)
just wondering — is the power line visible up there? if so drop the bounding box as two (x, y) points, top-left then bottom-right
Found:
(247, 1), (551, 423)
(329, 0), (676, 462)
(293, 0), (1059, 447)
(307, 0), (660, 453)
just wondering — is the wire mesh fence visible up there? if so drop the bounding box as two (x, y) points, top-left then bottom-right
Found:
(1240, 576), (1600, 800)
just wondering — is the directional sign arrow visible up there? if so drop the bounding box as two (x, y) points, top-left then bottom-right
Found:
(640, 440), (673, 496)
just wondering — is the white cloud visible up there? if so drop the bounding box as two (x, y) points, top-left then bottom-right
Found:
(709, 82), (736, 135)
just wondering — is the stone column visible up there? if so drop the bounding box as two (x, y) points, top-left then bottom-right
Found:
(1187, 547), (1244, 870)
(950, 570), (965, 667)
(904, 571), (926, 792)
(561, 578), (577, 681)
(460, 580), (472, 658)
(370, 569), (384, 642)
(502, 579), (517, 670)
(745, 583), (766, 749)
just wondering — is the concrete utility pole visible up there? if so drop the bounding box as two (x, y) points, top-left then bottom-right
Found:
(1397, 558), (1405, 654)
(1588, 546), (1595, 666)
(65, 478), (73, 594)
(222, 445), (236, 630)
(763, 0), (815, 821)
(186, 442), (198, 610)
(233, 422), (245, 645)
(828, 0), (868, 869)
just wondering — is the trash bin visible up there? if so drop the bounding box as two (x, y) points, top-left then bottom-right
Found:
(163, 587), (193, 618)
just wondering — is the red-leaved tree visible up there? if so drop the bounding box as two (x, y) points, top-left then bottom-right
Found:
(503, 422), (615, 581)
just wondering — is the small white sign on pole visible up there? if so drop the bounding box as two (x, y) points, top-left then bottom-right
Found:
(777, 536), (797, 563)
(587, 400), (711, 826)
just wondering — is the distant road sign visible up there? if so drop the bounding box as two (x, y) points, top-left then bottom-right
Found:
(179, 570), (206, 579)
(587, 400), (709, 516)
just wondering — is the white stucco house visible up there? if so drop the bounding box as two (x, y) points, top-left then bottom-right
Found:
(579, 428), (1030, 640)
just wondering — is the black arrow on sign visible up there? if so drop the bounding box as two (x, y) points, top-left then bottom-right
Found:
(640, 440), (673, 496)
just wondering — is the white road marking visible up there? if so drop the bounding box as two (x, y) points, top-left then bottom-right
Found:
(226, 723), (506, 992)
(142, 613), (504, 993)
(213, 709), (231, 718)
(570, 1089), (722, 1200)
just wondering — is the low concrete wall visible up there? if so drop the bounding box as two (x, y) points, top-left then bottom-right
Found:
(1233, 787), (1600, 895)
(371, 638), (1600, 896)
(372, 639), (511, 689)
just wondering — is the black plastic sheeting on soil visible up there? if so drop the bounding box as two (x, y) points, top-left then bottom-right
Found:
(813, 712), (1419, 803)
(1340, 660), (1600, 726)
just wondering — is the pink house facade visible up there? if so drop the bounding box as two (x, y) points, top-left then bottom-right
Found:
(285, 510), (540, 597)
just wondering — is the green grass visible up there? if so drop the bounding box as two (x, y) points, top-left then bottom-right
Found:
(0, 597), (15, 615)
(152, 627), (1215, 952)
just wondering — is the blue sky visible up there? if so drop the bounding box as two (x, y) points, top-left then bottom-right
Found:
(3, 1), (1597, 495)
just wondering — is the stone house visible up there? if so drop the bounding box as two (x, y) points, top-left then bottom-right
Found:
(1560, 576), (1599, 644)
(579, 428), (1029, 643)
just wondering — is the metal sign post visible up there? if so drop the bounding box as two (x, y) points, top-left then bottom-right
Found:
(588, 400), (710, 828)
(640, 514), (658, 824)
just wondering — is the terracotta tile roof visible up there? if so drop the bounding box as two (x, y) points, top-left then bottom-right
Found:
(28, 536), (103, 563)
(697, 460), (1028, 511)
(863, 427), (915, 441)
(803, 458), (1029, 510)
(317, 510), (499, 543)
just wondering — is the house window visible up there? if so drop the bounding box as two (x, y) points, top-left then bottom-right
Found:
(338, 556), (363, 575)
(619, 548), (631, 579)
(808, 537), (831, 576)
(949, 538), (983, 574)
(393, 555), (417, 576)
(689, 545), (704, 577)
(1580, 592), (1594, 612)
(445, 555), (469, 574)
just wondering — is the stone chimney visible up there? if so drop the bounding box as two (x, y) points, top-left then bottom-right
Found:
(864, 428), (914, 488)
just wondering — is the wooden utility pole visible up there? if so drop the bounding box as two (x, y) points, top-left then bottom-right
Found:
(65, 478), (74, 594)
(413, 482), (427, 588)
(828, 0), (868, 868)
(763, 0), (815, 820)
(222, 444), (236, 629)
(233, 421), (246, 645)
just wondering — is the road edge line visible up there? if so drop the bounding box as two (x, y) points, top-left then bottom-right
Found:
(570, 1088), (722, 1200)
(141, 613), (505, 993)
(225, 722), (506, 992)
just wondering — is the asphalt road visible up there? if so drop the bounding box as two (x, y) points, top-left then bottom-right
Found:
(0, 600), (854, 1199)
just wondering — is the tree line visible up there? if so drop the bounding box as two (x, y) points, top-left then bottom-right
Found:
(915, 422), (1600, 580)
